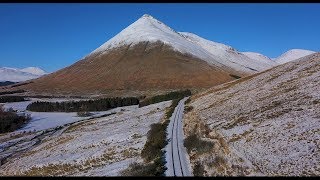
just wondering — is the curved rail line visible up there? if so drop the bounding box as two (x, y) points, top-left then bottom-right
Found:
(169, 98), (189, 176)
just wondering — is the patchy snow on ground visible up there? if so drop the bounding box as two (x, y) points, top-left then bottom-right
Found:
(2, 98), (133, 133)
(0, 100), (171, 176)
(17, 107), (136, 133)
(184, 53), (320, 176)
(2, 100), (33, 112)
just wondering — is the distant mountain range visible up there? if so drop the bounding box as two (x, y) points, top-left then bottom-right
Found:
(0, 67), (47, 82)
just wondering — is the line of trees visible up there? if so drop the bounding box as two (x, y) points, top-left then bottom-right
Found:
(0, 81), (16, 87)
(0, 89), (26, 96)
(26, 97), (140, 112)
(0, 107), (31, 134)
(0, 96), (26, 103)
(139, 89), (191, 107)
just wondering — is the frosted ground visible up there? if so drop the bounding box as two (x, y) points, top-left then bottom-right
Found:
(0, 100), (172, 176)
(184, 53), (320, 176)
(1, 98), (112, 133)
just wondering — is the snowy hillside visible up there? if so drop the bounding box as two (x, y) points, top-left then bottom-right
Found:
(179, 32), (276, 72)
(274, 49), (316, 64)
(183, 52), (320, 176)
(0, 67), (46, 82)
(242, 52), (278, 67)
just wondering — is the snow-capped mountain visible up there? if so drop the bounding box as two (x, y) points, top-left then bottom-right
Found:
(87, 14), (272, 74)
(87, 14), (316, 72)
(20, 67), (47, 76)
(274, 49), (316, 64)
(0, 67), (47, 82)
(87, 14), (215, 62)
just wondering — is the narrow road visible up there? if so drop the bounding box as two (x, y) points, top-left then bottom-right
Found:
(165, 97), (192, 176)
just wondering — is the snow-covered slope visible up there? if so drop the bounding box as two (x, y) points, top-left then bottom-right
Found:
(274, 49), (316, 64)
(87, 14), (214, 62)
(242, 52), (278, 67)
(179, 32), (276, 72)
(0, 67), (46, 82)
(86, 14), (271, 75)
(184, 52), (320, 176)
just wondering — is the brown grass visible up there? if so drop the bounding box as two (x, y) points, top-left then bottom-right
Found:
(8, 41), (236, 97)
(223, 116), (248, 130)
(228, 129), (254, 143)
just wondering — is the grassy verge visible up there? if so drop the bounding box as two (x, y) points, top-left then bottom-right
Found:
(184, 133), (214, 155)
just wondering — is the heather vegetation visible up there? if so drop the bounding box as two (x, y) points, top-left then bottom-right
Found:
(184, 133), (214, 154)
(193, 161), (206, 176)
(184, 105), (193, 113)
(26, 97), (139, 112)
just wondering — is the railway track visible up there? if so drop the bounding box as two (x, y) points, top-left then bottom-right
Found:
(166, 97), (192, 176)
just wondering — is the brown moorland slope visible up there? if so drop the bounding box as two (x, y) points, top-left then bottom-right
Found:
(6, 41), (240, 97)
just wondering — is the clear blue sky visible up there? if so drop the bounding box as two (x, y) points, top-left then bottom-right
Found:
(0, 3), (319, 72)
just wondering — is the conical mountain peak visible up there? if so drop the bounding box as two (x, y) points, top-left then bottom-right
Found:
(86, 14), (214, 61)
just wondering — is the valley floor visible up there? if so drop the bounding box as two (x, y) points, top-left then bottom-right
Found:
(0, 100), (171, 176)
